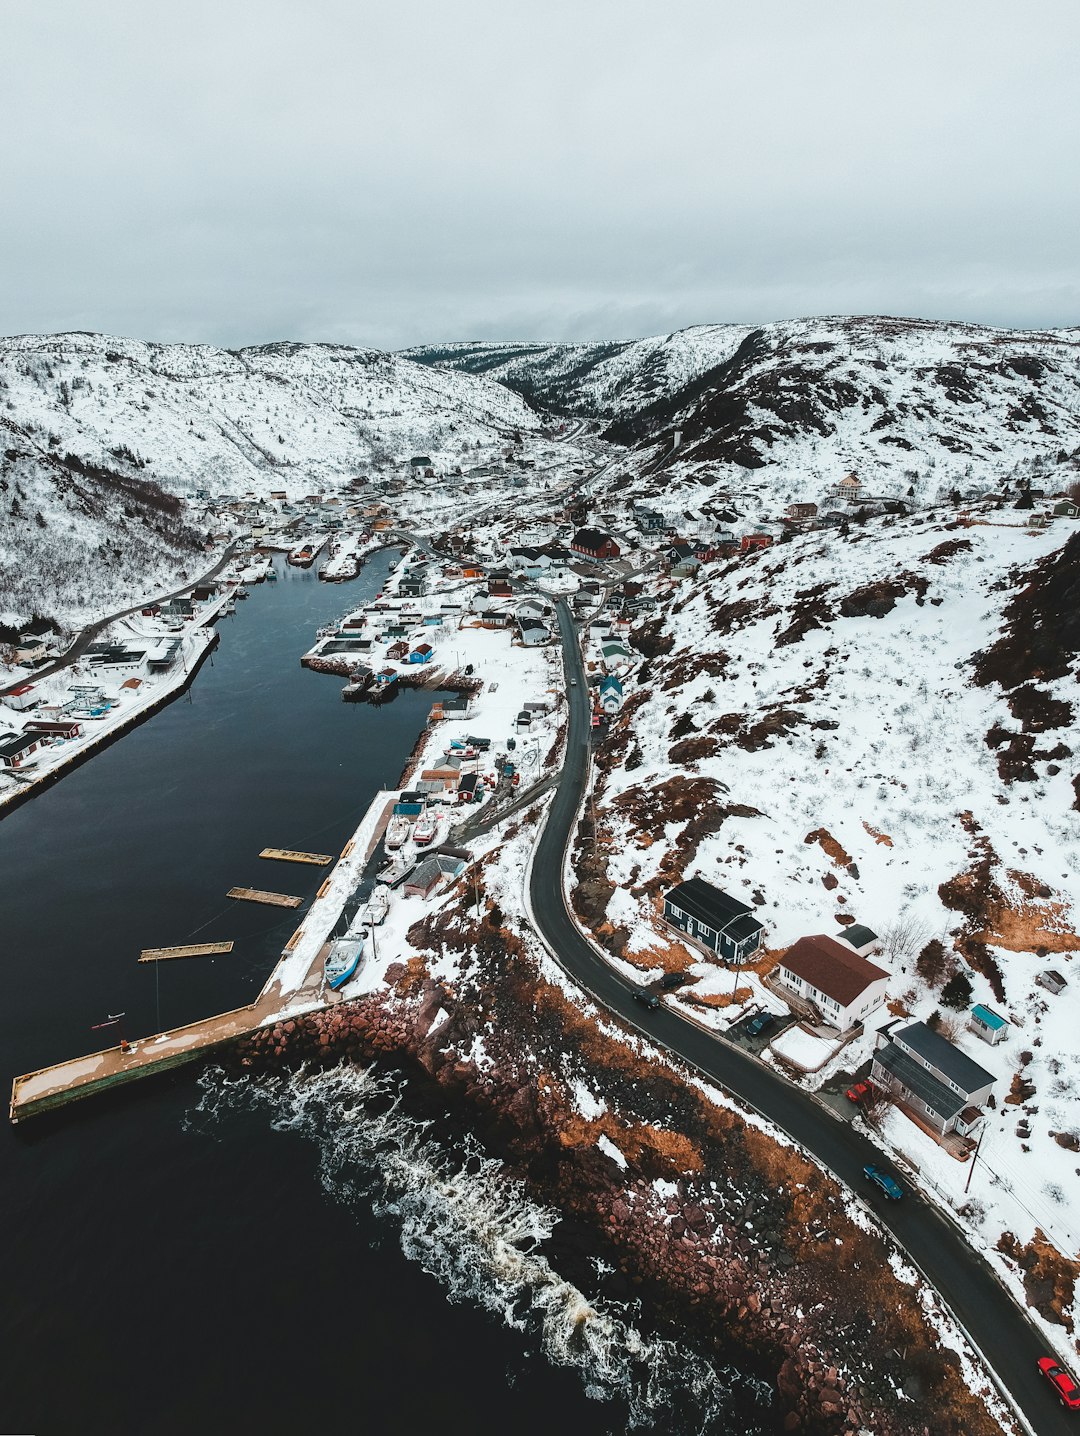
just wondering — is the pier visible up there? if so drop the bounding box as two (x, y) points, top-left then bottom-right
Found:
(227, 887), (303, 908)
(259, 848), (333, 866)
(138, 942), (235, 963)
(10, 790), (400, 1122)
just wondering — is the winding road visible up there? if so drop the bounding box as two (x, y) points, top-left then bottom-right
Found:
(528, 597), (1068, 1436)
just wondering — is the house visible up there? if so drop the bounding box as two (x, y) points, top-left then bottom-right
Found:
(409, 456), (434, 475)
(0, 731), (41, 769)
(374, 667), (398, 687)
(515, 710), (533, 731)
(601, 641), (633, 673)
(786, 501), (819, 520)
(2, 683), (38, 713)
(633, 503), (666, 532)
(835, 924), (883, 959)
(457, 772), (480, 803)
(518, 621), (548, 647)
(833, 472), (863, 502)
(662, 878), (764, 965)
(740, 533), (773, 552)
(1052, 498), (1079, 518)
(404, 854), (465, 900)
(1036, 969), (1068, 995)
(970, 1004), (1009, 1046)
(409, 643), (434, 664)
(871, 1021), (996, 1137)
(774, 935), (889, 1032)
(386, 640), (409, 661)
(26, 717), (82, 741)
(1027, 512), (1052, 530)
(571, 528), (621, 562)
(598, 675), (623, 713)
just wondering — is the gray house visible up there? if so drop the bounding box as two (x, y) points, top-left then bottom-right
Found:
(662, 878), (764, 965)
(871, 1021), (996, 1136)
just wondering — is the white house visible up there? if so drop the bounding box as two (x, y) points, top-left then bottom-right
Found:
(871, 1021), (996, 1136)
(774, 934), (889, 1032)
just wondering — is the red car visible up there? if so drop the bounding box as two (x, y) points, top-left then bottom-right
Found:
(845, 1080), (876, 1104)
(1038, 1356), (1080, 1409)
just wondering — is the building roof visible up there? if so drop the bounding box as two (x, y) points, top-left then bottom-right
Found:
(572, 527), (614, 550)
(665, 878), (759, 936)
(779, 934), (889, 1008)
(840, 923), (879, 948)
(0, 732), (39, 757)
(894, 1021), (995, 1094)
(873, 1042), (967, 1122)
(971, 1004), (1007, 1031)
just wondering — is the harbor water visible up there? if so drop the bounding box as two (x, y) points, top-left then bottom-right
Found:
(0, 553), (771, 1436)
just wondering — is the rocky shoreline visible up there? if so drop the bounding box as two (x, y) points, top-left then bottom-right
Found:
(233, 924), (1005, 1436)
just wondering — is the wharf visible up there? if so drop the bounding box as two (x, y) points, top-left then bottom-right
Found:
(139, 942), (234, 963)
(227, 887), (303, 908)
(10, 790), (399, 1123)
(259, 848), (333, 866)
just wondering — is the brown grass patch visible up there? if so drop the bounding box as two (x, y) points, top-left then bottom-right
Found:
(804, 826), (853, 868)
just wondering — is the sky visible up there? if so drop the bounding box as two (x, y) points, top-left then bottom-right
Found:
(3, 0), (1079, 349)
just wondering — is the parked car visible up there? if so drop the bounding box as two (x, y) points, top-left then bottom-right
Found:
(1038, 1357), (1080, 1409)
(743, 1012), (775, 1038)
(633, 989), (661, 1010)
(659, 971), (690, 990)
(845, 1080), (877, 1104)
(862, 1164), (903, 1201)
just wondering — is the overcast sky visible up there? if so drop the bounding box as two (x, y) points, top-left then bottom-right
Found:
(3, 1), (1078, 349)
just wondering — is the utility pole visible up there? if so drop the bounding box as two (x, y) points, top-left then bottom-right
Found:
(964, 1125), (985, 1195)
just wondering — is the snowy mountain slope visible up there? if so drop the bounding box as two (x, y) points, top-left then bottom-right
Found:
(0, 331), (542, 502)
(581, 514), (1080, 1298)
(404, 325), (757, 420)
(412, 316), (1080, 508)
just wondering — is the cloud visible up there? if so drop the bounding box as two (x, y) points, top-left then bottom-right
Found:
(2, 0), (1078, 346)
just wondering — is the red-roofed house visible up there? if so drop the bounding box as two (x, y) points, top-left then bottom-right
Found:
(774, 934), (889, 1031)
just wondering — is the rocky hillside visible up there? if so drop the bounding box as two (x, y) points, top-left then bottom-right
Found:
(0, 331), (541, 501)
(577, 512), (1080, 1316)
(0, 329), (543, 627)
(411, 317), (1080, 507)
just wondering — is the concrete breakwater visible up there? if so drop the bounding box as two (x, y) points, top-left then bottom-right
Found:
(234, 974), (943, 1436)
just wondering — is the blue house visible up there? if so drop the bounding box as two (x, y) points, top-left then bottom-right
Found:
(409, 643), (434, 664)
(599, 675), (623, 713)
(662, 878), (764, 965)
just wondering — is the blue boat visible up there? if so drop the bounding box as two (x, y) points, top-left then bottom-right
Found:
(324, 929), (365, 991)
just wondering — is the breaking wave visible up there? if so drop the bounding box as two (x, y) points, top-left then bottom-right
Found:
(192, 1063), (772, 1433)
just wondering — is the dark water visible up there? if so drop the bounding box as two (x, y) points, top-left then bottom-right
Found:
(0, 555), (769, 1436)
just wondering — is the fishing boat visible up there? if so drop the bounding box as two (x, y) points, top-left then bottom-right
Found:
(235, 586), (249, 599)
(324, 927), (365, 991)
(384, 813), (411, 850)
(360, 888), (390, 926)
(265, 565), (278, 581)
(412, 813), (437, 847)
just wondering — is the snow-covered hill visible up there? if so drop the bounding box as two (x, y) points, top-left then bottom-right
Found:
(0, 331), (541, 500)
(580, 512), (1080, 1307)
(411, 317), (1080, 508)
(0, 330), (545, 628)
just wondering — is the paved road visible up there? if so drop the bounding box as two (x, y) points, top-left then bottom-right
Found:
(529, 598), (1067, 1436)
(0, 540), (242, 698)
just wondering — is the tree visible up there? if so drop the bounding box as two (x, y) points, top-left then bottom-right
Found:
(916, 938), (949, 986)
(941, 972), (973, 1010)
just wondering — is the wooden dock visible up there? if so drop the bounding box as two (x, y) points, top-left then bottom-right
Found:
(259, 848), (333, 866)
(227, 887), (303, 908)
(139, 941), (234, 963)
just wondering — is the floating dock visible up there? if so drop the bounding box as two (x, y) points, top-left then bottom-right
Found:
(259, 848), (333, 866)
(227, 887), (303, 908)
(138, 941), (234, 963)
(10, 789), (401, 1123)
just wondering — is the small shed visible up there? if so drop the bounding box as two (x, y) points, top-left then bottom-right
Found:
(1037, 969), (1068, 994)
(970, 1004), (1009, 1046)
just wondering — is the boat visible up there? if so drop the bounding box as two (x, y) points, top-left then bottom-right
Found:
(324, 929), (365, 990)
(360, 889), (390, 926)
(265, 565), (278, 581)
(384, 813), (411, 850)
(412, 814), (437, 846)
(235, 586), (249, 599)
(222, 599), (236, 615)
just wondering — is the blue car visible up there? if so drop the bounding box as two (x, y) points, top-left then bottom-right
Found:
(743, 1012), (775, 1038)
(863, 1163), (903, 1200)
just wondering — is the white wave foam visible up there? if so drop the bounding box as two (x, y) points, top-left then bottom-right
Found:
(192, 1063), (772, 1432)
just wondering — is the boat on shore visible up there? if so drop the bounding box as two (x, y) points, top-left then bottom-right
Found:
(384, 813), (411, 849)
(412, 813), (438, 847)
(360, 888), (390, 926)
(324, 928), (365, 990)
